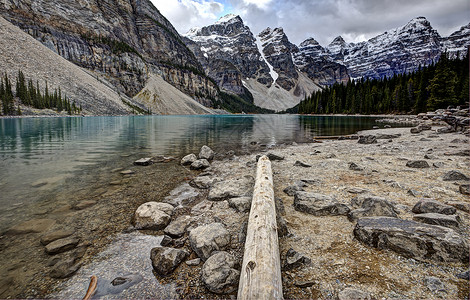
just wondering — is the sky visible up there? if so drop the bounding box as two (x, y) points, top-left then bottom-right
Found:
(150, 0), (470, 46)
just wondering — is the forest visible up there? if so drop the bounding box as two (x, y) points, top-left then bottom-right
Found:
(291, 52), (469, 115)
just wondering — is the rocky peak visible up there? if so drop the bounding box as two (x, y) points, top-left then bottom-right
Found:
(442, 22), (470, 59)
(189, 14), (247, 38)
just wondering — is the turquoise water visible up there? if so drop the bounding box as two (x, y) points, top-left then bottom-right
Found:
(0, 114), (386, 231)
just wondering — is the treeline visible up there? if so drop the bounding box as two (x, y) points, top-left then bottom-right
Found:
(0, 71), (81, 115)
(293, 52), (469, 114)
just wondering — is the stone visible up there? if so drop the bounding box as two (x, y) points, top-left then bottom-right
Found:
(190, 159), (210, 170)
(201, 251), (240, 294)
(191, 200), (213, 215)
(49, 258), (82, 279)
(162, 183), (199, 207)
(418, 124), (432, 131)
(424, 276), (446, 293)
(256, 153), (284, 161)
(437, 126), (455, 133)
(353, 217), (468, 263)
(40, 229), (75, 245)
(376, 133), (401, 139)
(338, 288), (371, 300)
(93, 274), (143, 297)
(446, 201), (470, 213)
(73, 200), (97, 210)
(181, 154), (197, 166)
(189, 175), (220, 189)
(413, 213), (460, 229)
(358, 135), (377, 144)
(348, 196), (398, 221)
(406, 160), (430, 168)
(294, 160), (311, 167)
(199, 145), (215, 161)
(189, 223), (231, 261)
(160, 235), (173, 247)
(163, 215), (192, 238)
(186, 258), (201, 266)
(150, 247), (188, 276)
(45, 237), (80, 255)
(442, 170), (469, 181)
(412, 199), (456, 215)
(410, 127), (421, 133)
(284, 248), (311, 270)
(7, 218), (56, 234)
(283, 181), (308, 196)
(208, 176), (254, 201)
(294, 280), (315, 288)
(134, 157), (153, 166)
(227, 197), (252, 213)
(456, 270), (469, 280)
(349, 162), (363, 171)
(293, 191), (350, 216)
(459, 184), (470, 195)
(346, 187), (370, 194)
(120, 170), (134, 175)
(134, 202), (173, 230)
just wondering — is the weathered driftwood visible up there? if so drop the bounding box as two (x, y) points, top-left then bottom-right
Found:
(237, 155), (283, 300)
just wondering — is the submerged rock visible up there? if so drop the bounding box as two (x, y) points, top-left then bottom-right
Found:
(150, 247), (188, 276)
(7, 218), (56, 235)
(40, 229), (75, 246)
(49, 258), (82, 279)
(201, 251), (240, 294)
(134, 157), (153, 166)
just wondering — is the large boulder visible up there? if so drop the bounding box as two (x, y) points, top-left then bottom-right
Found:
(208, 176), (254, 201)
(227, 197), (252, 213)
(189, 223), (231, 261)
(163, 215), (192, 238)
(293, 191), (350, 216)
(413, 213), (460, 229)
(201, 251), (240, 294)
(199, 145), (215, 161)
(353, 217), (468, 263)
(150, 247), (188, 276)
(134, 202), (174, 230)
(348, 196), (398, 221)
(412, 199), (456, 215)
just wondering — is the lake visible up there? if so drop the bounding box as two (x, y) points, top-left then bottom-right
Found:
(0, 114), (394, 298)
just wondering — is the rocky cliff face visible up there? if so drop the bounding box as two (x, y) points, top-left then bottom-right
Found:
(0, 0), (219, 112)
(442, 23), (470, 59)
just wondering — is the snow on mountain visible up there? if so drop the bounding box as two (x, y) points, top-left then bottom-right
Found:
(442, 22), (470, 59)
(255, 35), (279, 85)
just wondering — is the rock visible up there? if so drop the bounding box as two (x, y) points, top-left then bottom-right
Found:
(186, 258), (201, 266)
(353, 217), (468, 263)
(446, 201), (470, 213)
(294, 160), (311, 167)
(162, 183), (199, 207)
(40, 229), (75, 246)
(160, 235), (173, 247)
(208, 176), (254, 201)
(134, 202), (173, 230)
(358, 135), (377, 144)
(163, 215), (192, 238)
(456, 270), (469, 280)
(189, 175), (220, 189)
(424, 276), (446, 293)
(283, 181), (308, 196)
(134, 157), (153, 166)
(191, 200), (213, 215)
(150, 247), (188, 276)
(410, 127), (422, 133)
(120, 170), (135, 175)
(413, 213), (460, 229)
(73, 200), (97, 210)
(93, 274), (144, 297)
(348, 196), (398, 221)
(256, 153), (284, 161)
(412, 199), (456, 215)
(384, 125), (391, 128)
(181, 154), (197, 166)
(189, 223), (231, 261)
(294, 280), (315, 288)
(442, 170), (469, 181)
(199, 145), (215, 161)
(45, 237), (80, 255)
(201, 251), (240, 294)
(349, 162), (363, 171)
(346, 187), (370, 194)
(49, 258), (82, 279)
(459, 184), (470, 195)
(7, 218), (56, 234)
(277, 215), (289, 238)
(190, 159), (210, 170)
(437, 126), (455, 133)
(433, 162), (445, 168)
(376, 133), (401, 139)
(338, 288), (371, 300)
(293, 191), (350, 216)
(418, 124), (432, 131)
(284, 248), (311, 270)
(406, 160), (430, 168)
(227, 197), (252, 213)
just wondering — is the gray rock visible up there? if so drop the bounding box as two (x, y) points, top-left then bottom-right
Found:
(120, 170), (135, 175)
(442, 170), (469, 181)
(134, 202), (173, 230)
(346, 187), (370, 194)
(45, 237), (80, 255)
(134, 157), (153, 166)
(256, 153), (284, 161)
(186, 258), (201, 266)
(284, 248), (311, 270)
(456, 270), (469, 280)
(189, 175), (220, 189)
(190, 159), (210, 170)
(437, 126), (455, 133)
(40, 230), (75, 246)
(227, 197), (252, 213)
(412, 199), (456, 215)
(413, 213), (460, 229)
(338, 288), (371, 300)
(7, 218), (56, 235)
(376, 133), (401, 139)
(294, 280), (315, 288)
(73, 200), (97, 210)
(353, 217), (468, 263)
(49, 258), (82, 279)
(349, 162), (363, 171)
(424, 276), (446, 293)
(459, 184), (470, 195)
(150, 247), (188, 276)
(189, 223), (231, 261)
(410, 127), (421, 133)
(293, 191), (350, 216)
(199, 145), (215, 161)
(294, 160), (311, 167)
(348, 196), (398, 221)
(201, 251), (240, 294)
(181, 154), (197, 166)
(358, 135), (377, 144)
(418, 124), (432, 131)
(433, 162), (445, 168)
(163, 215), (192, 238)
(208, 176), (254, 201)
(160, 235), (173, 247)
(162, 183), (199, 207)
(283, 181), (308, 196)
(446, 201), (470, 213)
(406, 160), (430, 168)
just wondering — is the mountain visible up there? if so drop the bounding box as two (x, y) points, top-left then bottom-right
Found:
(0, 0), (219, 114)
(442, 23), (470, 59)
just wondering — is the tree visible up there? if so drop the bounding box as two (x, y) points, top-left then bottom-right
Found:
(427, 53), (458, 110)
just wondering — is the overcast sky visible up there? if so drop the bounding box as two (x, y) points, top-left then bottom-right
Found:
(151, 0), (469, 46)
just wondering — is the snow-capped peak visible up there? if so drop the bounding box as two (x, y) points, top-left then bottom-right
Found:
(185, 27), (201, 37)
(215, 13), (240, 25)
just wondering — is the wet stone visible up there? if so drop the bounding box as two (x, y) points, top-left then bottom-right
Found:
(73, 200), (97, 210)
(120, 170), (134, 175)
(7, 218), (56, 235)
(150, 247), (188, 276)
(40, 229), (75, 246)
(134, 157), (153, 166)
(49, 258), (82, 279)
